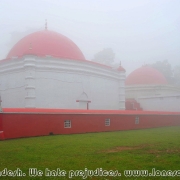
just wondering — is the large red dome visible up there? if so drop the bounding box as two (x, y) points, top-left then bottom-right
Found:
(7, 30), (85, 60)
(125, 66), (168, 85)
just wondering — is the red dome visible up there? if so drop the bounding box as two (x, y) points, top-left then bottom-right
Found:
(7, 30), (85, 60)
(117, 65), (126, 72)
(125, 66), (168, 85)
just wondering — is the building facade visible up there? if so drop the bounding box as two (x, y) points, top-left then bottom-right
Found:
(0, 29), (125, 110)
(125, 66), (180, 111)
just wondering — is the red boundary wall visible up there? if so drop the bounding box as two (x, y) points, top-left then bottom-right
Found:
(1, 109), (180, 140)
(0, 112), (4, 140)
(0, 113), (2, 131)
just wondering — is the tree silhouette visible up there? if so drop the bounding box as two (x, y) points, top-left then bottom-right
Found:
(92, 48), (115, 66)
(149, 60), (173, 84)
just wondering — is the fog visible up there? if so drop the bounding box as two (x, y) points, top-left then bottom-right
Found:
(0, 0), (180, 74)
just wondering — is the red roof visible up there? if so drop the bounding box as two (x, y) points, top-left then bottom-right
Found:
(125, 66), (168, 85)
(117, 65), (126, 72)
(7, 30), (85, 60)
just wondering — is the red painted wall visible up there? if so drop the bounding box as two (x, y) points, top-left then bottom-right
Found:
(0, 113), (2, 131)
(1, 110), (180, 140)
(0, 113), (4, 140)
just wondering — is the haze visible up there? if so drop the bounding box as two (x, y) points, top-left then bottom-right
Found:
(0, 0), (180, 74)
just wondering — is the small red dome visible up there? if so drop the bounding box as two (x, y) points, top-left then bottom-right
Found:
(117, 65), (126, 72)
(7, 30), (85, 60)
(125, 66), (168, 85)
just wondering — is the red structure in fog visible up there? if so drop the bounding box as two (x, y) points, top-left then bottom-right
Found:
(125, 99), (142, 110)
(0, 108), (180, 140)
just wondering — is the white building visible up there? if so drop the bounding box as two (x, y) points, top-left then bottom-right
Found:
(125, 66), (180, 112)
(0, 29), (125, 110)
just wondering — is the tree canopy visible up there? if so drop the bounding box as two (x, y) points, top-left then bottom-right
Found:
(149, 60), (173, 84)
(174, 65), (180, 85)
(92, 48), (115, 66)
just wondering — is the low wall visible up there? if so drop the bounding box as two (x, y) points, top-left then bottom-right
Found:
(0, 113), (4, 140)
(0, 113), (2, 131)
(1, 109), (180, 140)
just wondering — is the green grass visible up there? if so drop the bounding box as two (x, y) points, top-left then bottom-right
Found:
(0, 126), (180, 180)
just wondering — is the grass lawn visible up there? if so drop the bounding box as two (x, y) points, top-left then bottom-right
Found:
(0, 126), (180, 180)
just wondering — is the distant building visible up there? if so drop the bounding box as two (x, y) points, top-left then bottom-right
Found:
(125, 66), (180, 111)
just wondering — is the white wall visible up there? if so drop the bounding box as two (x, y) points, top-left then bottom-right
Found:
(0, 58), (26, 108)
(35, 57), (124, 109)
(138, 95), (180, 112)
(126, 85), (180, 99)
(0, 55), (125, 110)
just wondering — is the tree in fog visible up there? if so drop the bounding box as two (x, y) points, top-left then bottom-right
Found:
(149, 60), (174, 84)
(92, 48), (115, 66)
(173, 65), (180, 85)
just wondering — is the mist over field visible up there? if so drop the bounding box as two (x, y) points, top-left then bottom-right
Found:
(0, 0), (180, 74)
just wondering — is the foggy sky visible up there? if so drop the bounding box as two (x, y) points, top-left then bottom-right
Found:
(0, 0), (180, 74)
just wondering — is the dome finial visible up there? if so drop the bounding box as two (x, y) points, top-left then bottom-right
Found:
(45, 19), (47, 30)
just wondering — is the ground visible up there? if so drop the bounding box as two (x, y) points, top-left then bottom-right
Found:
(0, 126), (180, 179)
